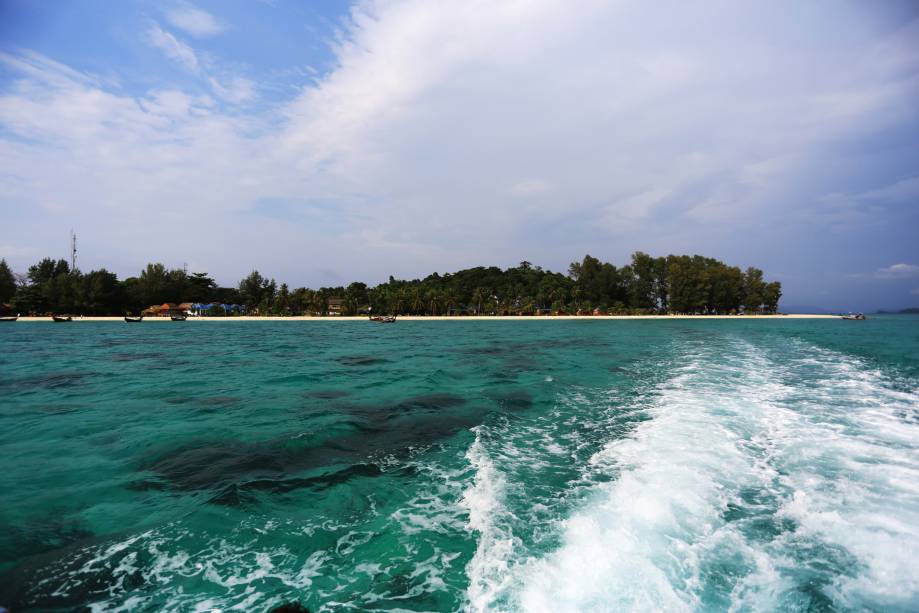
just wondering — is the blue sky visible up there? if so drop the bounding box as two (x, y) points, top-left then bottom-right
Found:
(1, 0), (918, 311)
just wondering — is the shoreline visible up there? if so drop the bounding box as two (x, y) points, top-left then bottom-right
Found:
(8, 314), (839, 322)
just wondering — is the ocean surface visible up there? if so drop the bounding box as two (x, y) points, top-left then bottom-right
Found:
(1, 317), (918, 612)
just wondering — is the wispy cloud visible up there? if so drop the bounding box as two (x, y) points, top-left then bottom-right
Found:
(875, 263), (919, 279)
(822, 174), (919, 210)
(861, 175), (919, 202)
(510, 179), (550, 197)
(166, 4), (226, 38)
(208, 75), (255, 104)
(146, 23), (255, 104)
(148, 23), (200, 73)
(0, 244), (38, 258)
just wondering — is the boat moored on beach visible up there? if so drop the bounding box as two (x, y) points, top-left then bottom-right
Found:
(124, 315), (143, 322)
(51, 315), (72, 322)
(842, 313), (866, 320)
(0, 314), (18, 322)
(370, 315), (397, 323)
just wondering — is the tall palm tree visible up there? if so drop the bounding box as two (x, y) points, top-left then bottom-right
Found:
(428, 289), (442, 316)
(472, 287), (488, 315)
(411, 288), (424, 315)
(394, 287), (408, 315)
(572, 286), (582, 314)
(444, 289), (459, 315)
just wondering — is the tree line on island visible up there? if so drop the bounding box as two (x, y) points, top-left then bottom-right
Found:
(0, 252), (781, 316)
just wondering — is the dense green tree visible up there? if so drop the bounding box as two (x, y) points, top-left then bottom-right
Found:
(569, 254), (626, 306)
(186, 272), (217, 302)
(80, 269), (124, 314)
(18, 258), (75, 313)
(743, 267), (766, 313)
(710, 265), (744, 313)
(0, 259), (16, 304)
(239, 270), (276, 310)
(274, 283), (290, 315)
(135, 263), (171, 305)
(0, 251), (781, 317)
(628, 251), (658, 310)
(763, 281), (782, 314)
(344, 282), (369, 315)
(28, 258), (69, 285)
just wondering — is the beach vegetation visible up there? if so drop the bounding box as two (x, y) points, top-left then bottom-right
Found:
(0, 258), (17, 304)
(1, 252), (782, 316)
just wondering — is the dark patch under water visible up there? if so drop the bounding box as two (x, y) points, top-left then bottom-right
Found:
(489, 389), (534, 410)
(133, 391), (483, 504)
(0, 372), (94, 393)
(306, 389), (351, 399)
(337, 355), (389, 366)
(393, 392), (466, 411)
(209, 463), (385, 506)
(161, 395), (242, 407)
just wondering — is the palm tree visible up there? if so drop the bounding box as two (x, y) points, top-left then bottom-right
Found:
(444, 289), (459, 315)
(428, 289), (442, 316)
(394, 287), (408, 315)
(472, 287), (488, 315)
(520, 295), (535, 315)
(312, 292), (327, 315)
(411, 288), (424, 315)
(572, 286), (582, 314)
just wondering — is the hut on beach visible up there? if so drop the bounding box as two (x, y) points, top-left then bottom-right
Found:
(141, 303), (194, 317)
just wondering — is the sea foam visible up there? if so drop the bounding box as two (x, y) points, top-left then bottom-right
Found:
(507, 338), (919, 611)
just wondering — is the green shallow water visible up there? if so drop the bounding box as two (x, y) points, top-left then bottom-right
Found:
(1, 317), (917, 612)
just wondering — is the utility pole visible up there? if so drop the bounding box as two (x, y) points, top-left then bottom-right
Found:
(70, 230), (77, 271)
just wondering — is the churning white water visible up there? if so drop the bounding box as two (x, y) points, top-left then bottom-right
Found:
(466, 337), (919, 612)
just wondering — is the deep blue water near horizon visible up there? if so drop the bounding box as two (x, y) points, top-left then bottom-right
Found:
(1, 317), (917, 612)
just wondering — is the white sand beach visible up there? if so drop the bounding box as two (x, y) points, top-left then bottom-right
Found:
(12, 314), (840, 322)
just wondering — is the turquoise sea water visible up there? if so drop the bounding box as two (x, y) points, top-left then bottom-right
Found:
(1, 317), (918, 612)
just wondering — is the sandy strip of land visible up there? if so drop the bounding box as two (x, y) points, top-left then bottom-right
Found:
(11, 314), (839, 322)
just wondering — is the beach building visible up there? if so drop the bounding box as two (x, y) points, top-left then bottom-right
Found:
(189, 303), (246, 316)
(141, 303), (195, 317)
(141, 303), (169, 316)
(328, 297), (344, 315)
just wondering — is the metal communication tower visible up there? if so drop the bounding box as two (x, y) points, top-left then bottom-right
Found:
(70, 230), (77, 271)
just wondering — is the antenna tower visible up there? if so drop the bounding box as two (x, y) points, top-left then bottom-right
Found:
(70, 230), (77, 271)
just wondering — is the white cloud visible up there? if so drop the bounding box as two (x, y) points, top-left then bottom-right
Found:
(510, 179), (550, 197)
(208, 76), (256, 104)
(1, 1), (918, 290)
(861, 175), (919, 202)
(148, 24), (200, 73)
(0, 245), (38, 258)
(166, 4), (226, 38)
(0, 49), (100, 89)
(875, 264), (919, 279)
(147, 23), (256, 105)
